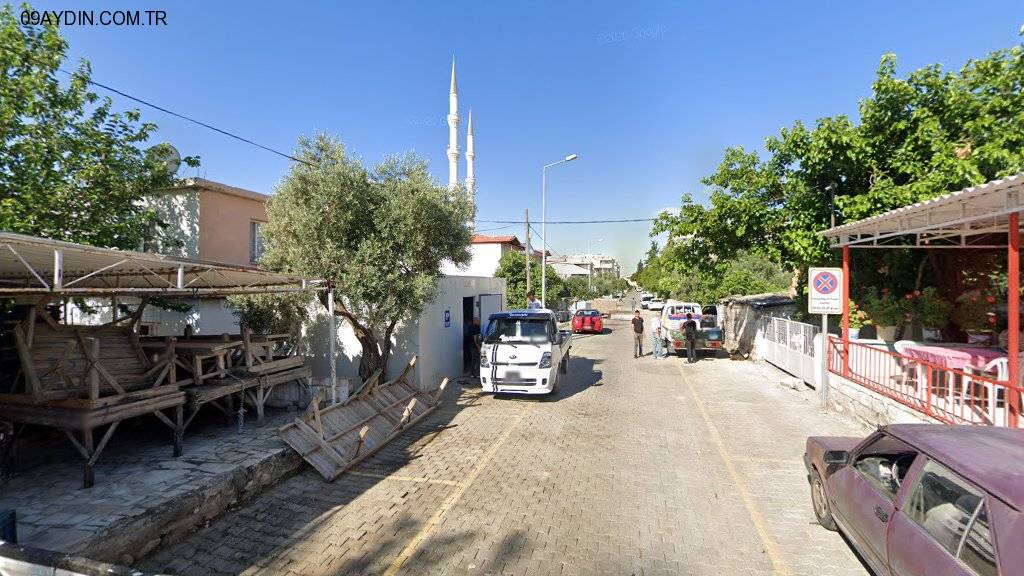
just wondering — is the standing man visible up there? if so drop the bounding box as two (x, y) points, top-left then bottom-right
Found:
(526, 290), (543, 310)
(631, 310), (644, 358)
(650, 312), (664, 359)
(683, 312), (699, 363)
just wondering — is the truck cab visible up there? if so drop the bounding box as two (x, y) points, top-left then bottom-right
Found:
(479, 310), (572, 395)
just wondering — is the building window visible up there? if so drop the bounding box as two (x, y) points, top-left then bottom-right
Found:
(250, 221), (265, 263)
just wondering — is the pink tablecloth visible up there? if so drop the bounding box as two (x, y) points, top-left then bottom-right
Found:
(901, 345), (1006, 371)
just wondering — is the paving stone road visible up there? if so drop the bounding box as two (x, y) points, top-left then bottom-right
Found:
(142, 318), (872, 576)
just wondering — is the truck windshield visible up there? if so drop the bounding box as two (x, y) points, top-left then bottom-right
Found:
(484, 318), (551, 343)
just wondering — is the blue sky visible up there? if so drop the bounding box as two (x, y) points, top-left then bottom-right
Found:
(38, 0), (1024, 272)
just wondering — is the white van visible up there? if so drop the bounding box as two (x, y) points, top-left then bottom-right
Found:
(661, 301), (702, 335)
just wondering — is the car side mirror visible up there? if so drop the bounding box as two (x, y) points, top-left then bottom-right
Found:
(824, 450), (850, 466)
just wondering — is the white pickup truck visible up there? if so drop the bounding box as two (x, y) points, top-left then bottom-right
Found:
(479, 309), (572, 395)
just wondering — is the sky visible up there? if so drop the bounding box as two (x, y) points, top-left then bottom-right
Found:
(33, 0), (1024, 272)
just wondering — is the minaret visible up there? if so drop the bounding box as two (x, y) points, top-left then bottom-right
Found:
(447, 57), (460, 191)
(465, 109), (476, 206)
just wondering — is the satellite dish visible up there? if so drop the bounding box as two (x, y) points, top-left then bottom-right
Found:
(150, 143), (181, 175)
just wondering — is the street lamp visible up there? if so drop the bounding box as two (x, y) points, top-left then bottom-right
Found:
(541, 154), (578, 307)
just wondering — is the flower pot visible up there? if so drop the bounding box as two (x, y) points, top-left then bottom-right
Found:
(848, 328), (861, 340)
(877, 325), (898, 342)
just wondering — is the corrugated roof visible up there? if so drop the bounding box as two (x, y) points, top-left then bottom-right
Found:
(821, 173), (1024, 246)
(0, 232), (319, 296)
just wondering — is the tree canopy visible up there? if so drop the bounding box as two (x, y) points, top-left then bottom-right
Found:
(494, 251), (565, 309)
(0, 4), (196, 249)
(653, 36), (1024, 295)
(261, 133), (473, 379)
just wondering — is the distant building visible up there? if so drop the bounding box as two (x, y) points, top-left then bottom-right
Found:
(550, 254), (620, 278)
(551, 262), (591, 279)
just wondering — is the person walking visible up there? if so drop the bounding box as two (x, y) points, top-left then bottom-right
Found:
(631, 310), (644, 358)
(650, 313), (664, 359)
(683, 312), (699, 363)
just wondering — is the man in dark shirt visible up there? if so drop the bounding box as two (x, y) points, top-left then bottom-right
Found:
(631, 310), (644, 358)
(683, 312), (699, 363)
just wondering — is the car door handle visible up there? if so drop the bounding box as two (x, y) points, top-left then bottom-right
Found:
(874, 506), (889, 523)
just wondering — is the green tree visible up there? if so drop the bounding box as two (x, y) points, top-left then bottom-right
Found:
(494, 251), (566, 309)
(655, 34), (1024, 296)
(261, 133), (473, 380)
(0, 4), (197, 249)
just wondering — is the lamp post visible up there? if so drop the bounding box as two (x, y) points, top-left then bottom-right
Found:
(541, 154), (578, 307)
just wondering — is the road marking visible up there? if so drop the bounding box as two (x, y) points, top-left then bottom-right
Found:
(383, 408), (525, 576)
(678, 364), (793, 576)
(347, 471), (464, 487)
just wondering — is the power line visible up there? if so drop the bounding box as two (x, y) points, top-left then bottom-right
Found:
(58, 69), (314, 167)
(474, 223), (519, 234)
(477, 217), (657, 225)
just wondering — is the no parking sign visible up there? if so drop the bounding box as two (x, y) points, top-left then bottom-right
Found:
(808, 267), (843, 315)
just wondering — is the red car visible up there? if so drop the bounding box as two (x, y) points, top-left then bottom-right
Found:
(805, 424), (1024, 576)
(571, 309), (604, 334)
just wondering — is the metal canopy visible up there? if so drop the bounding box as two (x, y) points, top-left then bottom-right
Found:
(821, 173), (1024, 248)
(0, 232), (321, 296)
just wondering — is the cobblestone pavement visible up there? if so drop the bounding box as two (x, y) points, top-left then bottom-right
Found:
(142, 319), (871, 576)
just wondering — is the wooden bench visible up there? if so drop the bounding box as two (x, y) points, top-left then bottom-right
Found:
(0, 300), (185, 487)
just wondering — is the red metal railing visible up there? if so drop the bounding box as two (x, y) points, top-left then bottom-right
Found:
(827, 337), (1023, 427)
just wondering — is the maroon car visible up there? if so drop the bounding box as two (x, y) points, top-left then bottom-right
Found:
(805, 424), (1024, 576)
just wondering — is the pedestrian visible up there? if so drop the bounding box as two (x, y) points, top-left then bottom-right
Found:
(631, 310), (644, 358)
(526, 290), (543, 310)
(683, 312), (699, 363)
(650, 313), (664, 359)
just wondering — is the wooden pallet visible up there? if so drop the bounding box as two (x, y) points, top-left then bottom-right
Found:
(278, 356), (447, 481)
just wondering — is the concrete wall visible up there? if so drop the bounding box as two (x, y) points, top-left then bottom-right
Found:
(306, 275), (507, 392)
(197, 189), (267, 266)
(143, 191), (200, 259)
(442, 243), (507, 277)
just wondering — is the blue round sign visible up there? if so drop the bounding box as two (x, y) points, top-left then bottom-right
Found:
(813, 271), (838, 295)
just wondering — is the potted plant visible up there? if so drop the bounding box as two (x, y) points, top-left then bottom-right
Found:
(848, 299), (869, 339)
(914, 287), (952, 341)
(862, 289), (902, 341)
(952, 290), (997, 344)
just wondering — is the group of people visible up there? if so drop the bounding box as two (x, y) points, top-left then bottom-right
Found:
(630, 309), (698, 362)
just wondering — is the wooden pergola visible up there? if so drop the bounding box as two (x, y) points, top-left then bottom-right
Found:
(0, 232), (332, 486)
(822, 173), (1024, 426)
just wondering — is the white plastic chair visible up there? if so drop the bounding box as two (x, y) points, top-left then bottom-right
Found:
(963, 353), (1024, 426)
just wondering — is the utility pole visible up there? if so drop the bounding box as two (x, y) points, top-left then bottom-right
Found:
(525, 209), (531, 295)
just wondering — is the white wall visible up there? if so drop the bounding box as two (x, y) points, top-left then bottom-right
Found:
(142, 191), (200, 258)
(307, 275), (507, 392)
(441, 243), (505, 277)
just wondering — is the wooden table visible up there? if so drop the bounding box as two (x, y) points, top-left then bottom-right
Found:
(142, 340), (243, 385)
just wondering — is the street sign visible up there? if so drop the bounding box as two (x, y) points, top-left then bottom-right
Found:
(808, 267), (843, 314)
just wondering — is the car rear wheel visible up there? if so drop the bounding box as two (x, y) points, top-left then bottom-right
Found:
(809, 468), (837, 531)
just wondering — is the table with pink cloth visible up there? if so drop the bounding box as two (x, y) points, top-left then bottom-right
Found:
(901, 344), (1006, 372)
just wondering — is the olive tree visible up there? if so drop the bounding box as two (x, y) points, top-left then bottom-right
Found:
(261, 133), (473, 380)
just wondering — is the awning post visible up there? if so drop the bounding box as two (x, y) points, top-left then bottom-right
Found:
(327, 287), (338, 404)
(842, 245), (850, 377)
(1008, 212), (1020, 427)
(53, 249), (63, 290)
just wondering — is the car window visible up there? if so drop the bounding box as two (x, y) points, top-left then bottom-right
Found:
(851, 434), (918, 499)
(904, 460), (995, 575)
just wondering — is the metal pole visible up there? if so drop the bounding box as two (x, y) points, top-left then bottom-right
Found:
(541, 167), (547, 307)
(327, 287), (338, 403)
(1008, 212), (1020, 427)
(525, 209), (531, 295)
(821, 313), (829, 408)
(842, 245), (851, 377)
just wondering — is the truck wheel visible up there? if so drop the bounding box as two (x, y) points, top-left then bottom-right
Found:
(559, 355), (568, 374)
(809, 468), (837, 531)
